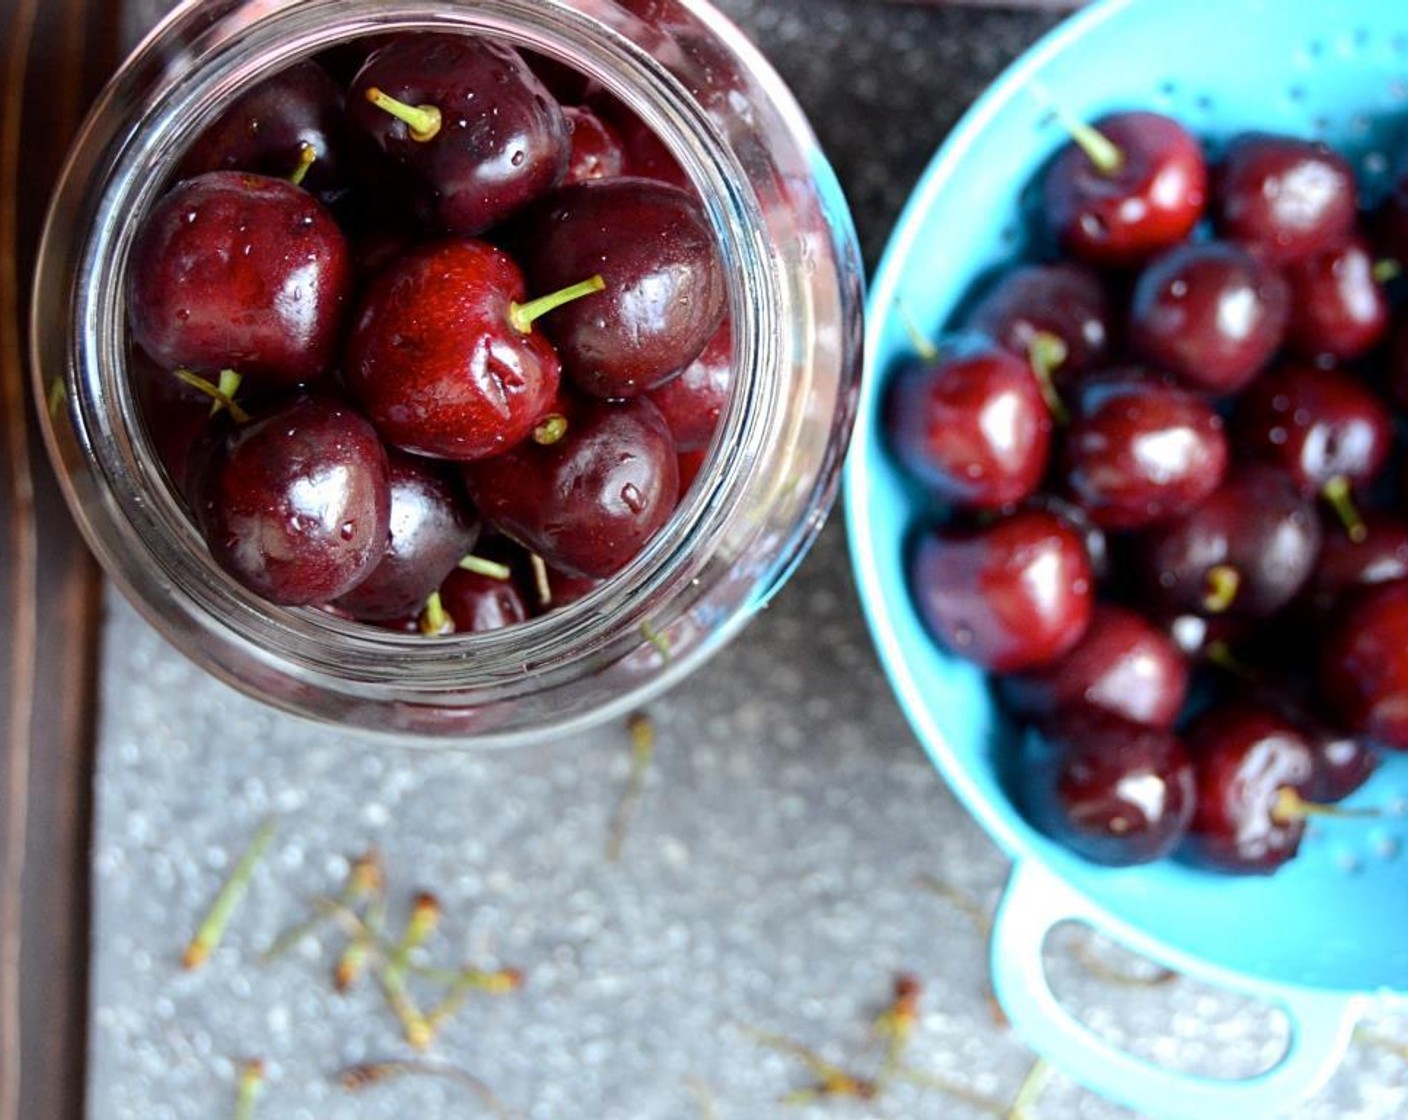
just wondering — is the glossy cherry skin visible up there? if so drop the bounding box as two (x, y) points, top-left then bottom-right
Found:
(1127, 241), (1289, 394)
(1282, 236), (1390, 363)
(1297, 513), (1408, 620)
(128, 171), (351, 387)
(191, 394), (390, 606)
(1138, 465), (1321, 620)
(461, 397), (679, 579)
(1000, 604), (1188, 730)
(178, 60), (351, 211)
(908, 509), (1093, 672)
(133, 355), (226, 493)
(438, 567), (529, 633)
(887, 341), (1052, 510)
(1043, 110), (1207, 267)
(330, 451), (480, 622)
(519, 177), (725, 398)
(1061, 370), (1227, 530)
(347, 33), (569, 235)
(563, 105), (626, 184)
(588, 92), (690, 189)
(963, 262), (1111, 381)
(1244, 685), (1380, 803)
(1016, 712), (1195, 867)
(1321, 580), (1408, 749)
(1213, 134), (1357, 264)
(1181, 703), (1316, 874)
(343, 239), (561, 461)
(646, 320), (731, 452)
(1232, 363), (1391, 500)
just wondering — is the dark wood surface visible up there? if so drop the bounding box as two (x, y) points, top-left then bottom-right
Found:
(1, 0), (121, 1117)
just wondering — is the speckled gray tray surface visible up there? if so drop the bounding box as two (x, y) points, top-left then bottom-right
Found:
(91, 3), (1408, 1119)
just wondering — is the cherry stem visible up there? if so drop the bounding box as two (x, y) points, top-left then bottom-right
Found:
(418, 591), (453, 636)
(183, 816), (277, 970)
(510, 274), (606, 335)
(457, 554), (513, 581)
(289, 142), (317, 187)
(1201, 564), (1241, 614)
(364, 86), (442, 142)
(1026, 331), (1070, 425)
(1030, 83), (1124, 175)
(233, 1059), (265, 1120)
(893, 297), (939, 363)
(532, 413), (569, 445)
(1323, 475), (1367, 543)
(529, 553), (552, 608)
(1272, 786), (1381, 824)
(1374, 258), (1402, 285)
(1205, 640), (1257, 681)
(174, 368), (250, 424)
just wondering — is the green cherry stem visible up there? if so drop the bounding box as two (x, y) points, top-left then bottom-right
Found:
(1027, 330), (1070, 425)
(1201, 564), (1241, 615)
(509, 274), (606, 335)
(532, 413), (569, 445)
(418, 591), (453, 636)
(1323, 475), (1368, 543)
(457, 554), (513, 581)
(174, 368), (250, 423)
(1271, 786), (1380, 825)
(1030, 83), (1124, 175)
(288, 142), (317, 187)
(364, 87), (442, 142)
(1374, 258), (1402, 285)
(893, 296), (939, 363)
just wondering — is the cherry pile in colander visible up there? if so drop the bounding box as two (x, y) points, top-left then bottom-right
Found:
(126, 32), (728, 634)
(888, 107), (1408, 875)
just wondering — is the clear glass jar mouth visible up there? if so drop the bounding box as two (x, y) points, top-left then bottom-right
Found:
(34, 0), (865, 742)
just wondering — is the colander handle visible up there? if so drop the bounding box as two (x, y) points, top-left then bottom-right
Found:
(990, 860), (1364, 1120)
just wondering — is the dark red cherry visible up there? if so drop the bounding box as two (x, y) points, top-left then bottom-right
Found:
(676, 448), (707, 494)
(343, 239), (574, 460)
(1137, 465), (1321, 620)
(646, 319), (731, 452)
(461, 397), (679, 579)
(128, 171), (351, 387)
(178, 60), (352, 211)
(519, 177), (726, 398)
(133, 357), (230, 492)
(536, 566), (603, 613)
(1043, 110), (1207, 267)
(1061, 370), (1227, 530)
(886, 340), (1052, 510)
(191, 394), (390, 606)
(1232, 364), (1391, 534)
(588, 92), (690, 189)
(1282, 236), (1390, 363)
(1244, 685), (1380, 803)
(563, 105), (626, 184)
(1182, 703), (1316, 874)
(1213, 134), (1357, 265)
(1016, 712), (1195, 867)
(1127, 241), (1289, 395)
(908, 509), (1093, 672)
(1299, 513), (1408, 620)
(1001, 604), (1188, 730)
(438, 566), (529, 633)
(963, 262), (1111, 382)
(1320, 580), (1408, 749)
(330, 451), (480, 622)
(1386, 320), (1408, 413)
(347, 32), (569, 235)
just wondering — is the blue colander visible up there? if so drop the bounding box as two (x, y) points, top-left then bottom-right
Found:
(845, 1), (1408, 1116)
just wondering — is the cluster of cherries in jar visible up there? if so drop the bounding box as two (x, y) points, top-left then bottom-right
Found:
(889, 105), (1408, 875)
(126, 31), (730, 635)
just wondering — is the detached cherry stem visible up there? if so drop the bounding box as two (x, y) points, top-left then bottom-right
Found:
(510, 274), (606, 335)
(364, 86), (442, 142)
(1201, 563), (1241, 614)
(233, 1059), (265, 1120)
(1027, 330), (1070, 425)
(1271, 787), (1381, 825)
(1323, 475), (1368, 543)
(183, 816), (277, 970)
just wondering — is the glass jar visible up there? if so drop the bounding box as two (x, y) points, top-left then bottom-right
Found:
(31, 0), (863, 744)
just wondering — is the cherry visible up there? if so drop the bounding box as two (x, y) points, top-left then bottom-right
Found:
(1061, 369), (1227, 530)
(1299, 513), (1408, 619)
(1016, 711), (1195, 866)
(437, 566), (529, 633)
(1042, 110), (1207, 267)
(588, 92), (690, 189)
(128, 171), (351, 387)
(1213, 134), (1357, 265)
(1127, 241), (1289, 395)
(563, 105), (626, 184)
(1137, 465), (1321, 620)
(908, 508), (1093, 672)
(1244, 685), (1379, 803)
(963, 262), (1111, 382)
(330, 451), (480, 622)
(343, 238), (597, 460)
(1320, 580), (1408, 749)
(886, 339), (1052, 510)
(518, 177), (726, 398)
(1232, 364), (1391, 539)
(133, 356), (236, 492)
(646, 319), (731, 452)
(1181, 702), (1316, 874)
(461, 397), (679, 579)
(178, 60), (352, 211)
(191, 394), (390, 606)
(1000, 603), (1188, 730)
(676, 448), (708, 495)
(1281, 235), (1390, 363)
(347, 32), (569, 235)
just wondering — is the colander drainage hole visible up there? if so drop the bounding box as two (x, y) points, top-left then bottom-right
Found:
(1334, 848), (1364, 875)
(1372, 833), (1401, 861)
(1389, 78), (1408, 102)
